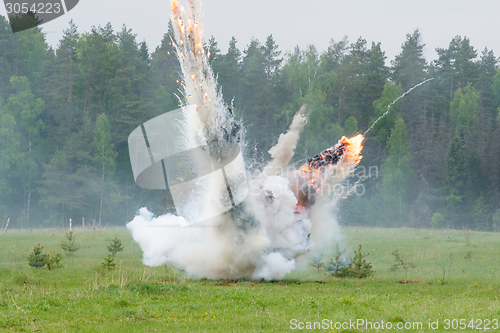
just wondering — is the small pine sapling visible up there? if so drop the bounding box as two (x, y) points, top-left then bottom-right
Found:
(440, 251), (454, 284)
(462, 228), (471, 244)
(60, 231), (80, 255)
(390, 249), (415, 280)
(325, 243), (348, 274)
(310, 256), (324, 272)
(27, 243), (47, 269)
(348, 244), (374, 279)
(324, 257), (341, 273)
(102, 253), (116, 269)
(45, 253), (63, 270)
(107, 237), (124, 257)
(465, 250), (472, 259)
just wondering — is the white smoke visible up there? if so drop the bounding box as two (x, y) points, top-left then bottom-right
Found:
(127, 0), (362, 280)
(128, 172), (308, 280)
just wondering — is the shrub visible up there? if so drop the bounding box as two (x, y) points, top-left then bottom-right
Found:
(45, 253), (63, 270)
(102, 253), (116, 269)
(61, 231), (80, 255)
(431, 212), (445, 228)
(332, 244), (374, 279)
(325, 244), (349, 273)
(107, 237), (124, 257)
(332, 266), (352, 278)
(348, 244), (374, 279)
(310, 256), (323, 272)
(390, 249), (414, 280)
(27, 243), (47, 269)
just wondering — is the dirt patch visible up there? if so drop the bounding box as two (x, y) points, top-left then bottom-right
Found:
(396, 280), (427, 284)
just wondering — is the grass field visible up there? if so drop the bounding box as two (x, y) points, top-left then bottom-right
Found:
(0, 226), (499, 332)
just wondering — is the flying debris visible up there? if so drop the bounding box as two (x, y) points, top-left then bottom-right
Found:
(296, 135), (364, 207)
(305, 139), (349, 169)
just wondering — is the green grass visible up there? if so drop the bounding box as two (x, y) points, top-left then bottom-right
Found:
(0, 227), (499, 332)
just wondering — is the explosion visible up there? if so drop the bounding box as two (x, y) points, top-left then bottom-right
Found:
(126, 0), (363, 280)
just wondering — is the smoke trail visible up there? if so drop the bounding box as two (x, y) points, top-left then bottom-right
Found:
(127, 0), (364, 280)
(364, 78), (434, 136)
(259, 105), (308, 180)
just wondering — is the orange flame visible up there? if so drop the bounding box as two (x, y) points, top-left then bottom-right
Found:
(172, 0), (179, 11)
(344, 134), (364, 163)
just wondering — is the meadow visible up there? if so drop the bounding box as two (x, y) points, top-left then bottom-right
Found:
(0, 226), (499, 332)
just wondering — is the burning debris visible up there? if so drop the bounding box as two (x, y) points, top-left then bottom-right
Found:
(305, 139), (350, 170)
(295, 135), (364, 207)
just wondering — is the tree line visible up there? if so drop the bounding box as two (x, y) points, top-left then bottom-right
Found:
(0, 15), (499, 230)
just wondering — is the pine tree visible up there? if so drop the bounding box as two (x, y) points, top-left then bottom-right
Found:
(371, 81), (403, 144)
(102, 253), (116, 269)
(434, 36), (479, 100)
(149, 20), (179, 117)
(340, 38), (388, 129)
(0, 16), (47, 91)
(263, 35), (282, 80)
(111, 25), (149, 144)
(45, 253), (63, 270)
(379, 117), (413, 225)
(320, 36), (349, 74)
(472, 194), (489, 230)
(310, 256), (323, 273)
(205, 35), (222, 72)
(0, 99), (22, 221)
(60, 231), (80, 255)
(7, 76), (44, 226)
(75, 23), (120, 119)
(344, 116), (358, 136)
(93, 113), (117, 227)
(42, 20), (79, 142)
(348, 244), (374, 279)
(450, 84), (479, 138)
(478, 48), (498, 111)
(218, 36), (241, 104)
(390, 249), (414, 280)
(494, 68), (500, 112)
(240, 38), (273, 154)
(107, 237), (124, 256)
(38, 128), (96, 226)
(27, 243), (47, 268)
(392, 29), (427, 91)
(443, 136), (467, 228)
(320, 38), (348, 114)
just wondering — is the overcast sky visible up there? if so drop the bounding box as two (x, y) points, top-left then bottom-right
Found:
(2, 0), (499, 63)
